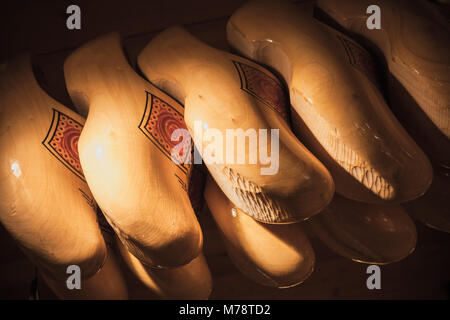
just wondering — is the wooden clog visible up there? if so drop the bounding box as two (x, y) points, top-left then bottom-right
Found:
(138, 26), (334, 224)
(0, 54), (106, 280)
(204, 175), (315, 287)
(64, 33), (203, 268)
(316, 0), (450, 168)
(116, 237), (212, 300)
(306, 195), (417, 264)
(227, 0), (433, 204)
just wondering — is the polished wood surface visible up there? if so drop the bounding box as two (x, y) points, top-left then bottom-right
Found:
(227, 0), (433, 204)
(404, 166), (450, 233)
(316, 0), (450, 173)
(0, 54), (106, 280)
(204, 176), (315, 288)
(0, 0), (449, 300)
(64, 33), (203, 268)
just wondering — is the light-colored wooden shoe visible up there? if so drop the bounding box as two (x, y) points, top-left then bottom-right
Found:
(40, 218), (129, 299)
(227, 0), (433, 204)
(116, 236), (212, 299)
(204, 175), (314, 287)
(41, 243), (128, 300)
(138, 26), (334, 224)
(64, 33), (203, 267)
(0, 54), (106, 280)
(316, 0), (450, 168)
(306, 195), (417, 264)
(404, 166), (450, 233)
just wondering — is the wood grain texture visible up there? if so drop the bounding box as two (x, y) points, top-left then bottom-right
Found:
(0, 54), (106, 280)
(204, 175), (315, 288)
(0, 0), (248, 61)
(316, 0), (450, 168)
(1, 0), (449, 300)
(138, 26), (334, 223)
(305, 195), (417, 264)
(227, 0), (433, 204)
(64, 33), (203, 268)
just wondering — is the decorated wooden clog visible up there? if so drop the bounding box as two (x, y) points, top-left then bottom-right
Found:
(306, 195), (417, 264)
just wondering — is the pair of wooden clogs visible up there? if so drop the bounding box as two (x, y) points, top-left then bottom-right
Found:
(0, 0), (447, 297)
